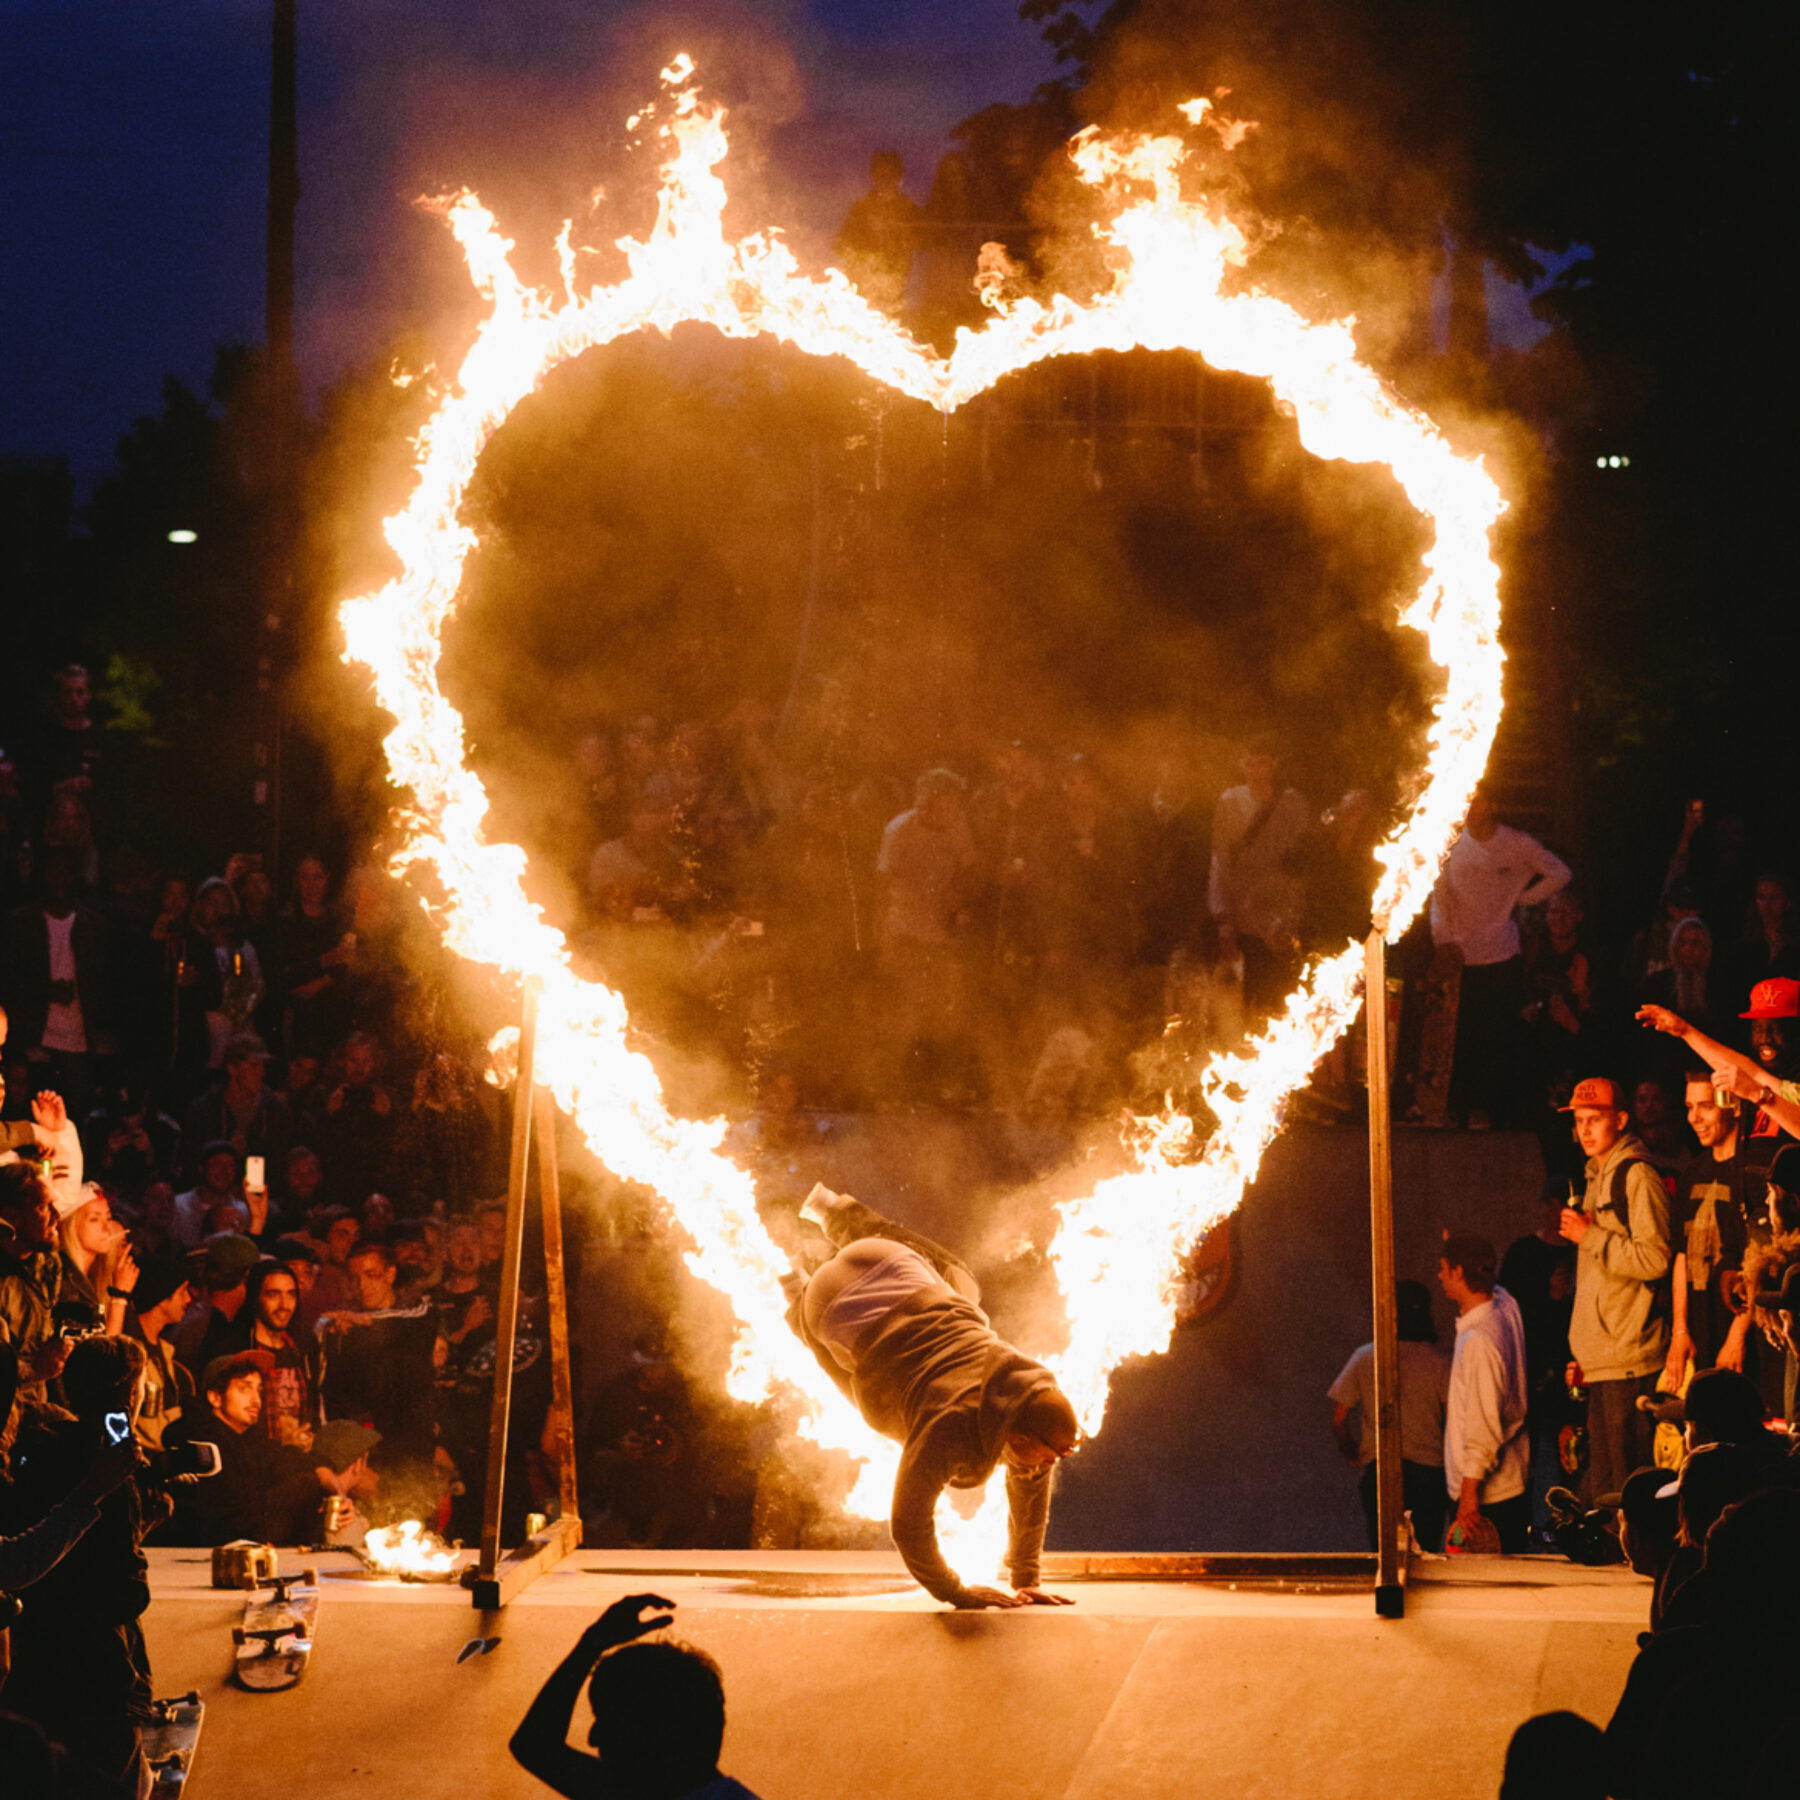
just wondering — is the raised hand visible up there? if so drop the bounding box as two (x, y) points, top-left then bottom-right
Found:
(1635, 1004), (1687, 1038)
(74, 1433), (143, 1504)
(584, 1593), (676, 1653)
(31, 1089), (68, 1132)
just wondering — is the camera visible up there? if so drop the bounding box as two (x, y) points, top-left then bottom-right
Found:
(52, 1299), (106, 1343)
(143, 1439), (222, 1485)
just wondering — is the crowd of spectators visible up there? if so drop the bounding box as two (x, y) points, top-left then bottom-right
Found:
(5, 657), (1800, 1792)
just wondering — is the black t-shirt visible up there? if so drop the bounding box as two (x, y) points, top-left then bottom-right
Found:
(1672, 1145), (1759, 1364)
(321, 1308), (438, 1462)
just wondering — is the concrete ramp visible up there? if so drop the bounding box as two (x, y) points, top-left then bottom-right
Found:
(142, 1547), (1642, 1800)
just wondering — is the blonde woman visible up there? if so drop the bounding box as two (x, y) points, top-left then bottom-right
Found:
(57, 1184), (138, 1337)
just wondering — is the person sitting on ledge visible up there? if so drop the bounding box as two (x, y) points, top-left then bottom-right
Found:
(511, 1593), (763, 1799)
(779, 1184), (1080, 1610)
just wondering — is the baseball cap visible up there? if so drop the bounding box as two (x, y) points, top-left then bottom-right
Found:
(199, 1232), (261, 1284)
(1560, 1077), (1627, 1113)
(1683, 1368), (1766, 1446)
(52, 1180), (106, 1223)
(201, 1347), (275, 1394)
(131, 1258), (196, 1314)
(1741, 978), (1800, 1020)
(312, 1418), (380, 1472)
(1767, 1144), (1800, 1195)
(1618, 1466), (1678, 1542)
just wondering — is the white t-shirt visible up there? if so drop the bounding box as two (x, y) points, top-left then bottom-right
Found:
(1327, 1339), (1452, 1467)
(41, 911), (88, 1054)
(1428, 826), (1571, 966)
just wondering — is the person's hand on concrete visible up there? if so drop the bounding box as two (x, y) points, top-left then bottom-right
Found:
(951, 1585), (1027, 1609)
(1009, 1586), (1074, 1607)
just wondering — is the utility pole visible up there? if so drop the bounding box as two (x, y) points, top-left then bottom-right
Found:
(254, 0), (300, 882)
(267, 0), (299, 375)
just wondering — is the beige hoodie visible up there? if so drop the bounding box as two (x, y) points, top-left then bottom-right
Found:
(1567, 1130), (1672, 1383)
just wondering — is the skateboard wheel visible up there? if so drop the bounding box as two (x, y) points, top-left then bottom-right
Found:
(302, 1566), (317, 1585)
(232, 1628), (247, 1644)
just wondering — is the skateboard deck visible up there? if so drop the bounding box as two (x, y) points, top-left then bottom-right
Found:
(140, 1692), (205, 1793)
(233, 1568), (319, 1691)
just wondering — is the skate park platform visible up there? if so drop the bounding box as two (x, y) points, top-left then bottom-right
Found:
(142, 1543), (1644, 1800)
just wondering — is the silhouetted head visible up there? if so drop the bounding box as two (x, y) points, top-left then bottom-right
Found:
(1396, 1279), (1436, 1344)
(1499, 1710), (1607, 1800)
(587, 1640), (725, 1796)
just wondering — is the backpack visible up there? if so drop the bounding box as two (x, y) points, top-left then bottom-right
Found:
(1598, 1155), (1675, 1332)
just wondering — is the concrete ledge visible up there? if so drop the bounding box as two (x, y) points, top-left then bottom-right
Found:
(141, 1547), (1646, 1799)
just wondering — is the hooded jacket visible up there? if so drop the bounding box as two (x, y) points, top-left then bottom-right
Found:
(786, 1211), (1059, 1604)
(1568, 1130), (1673, 1383)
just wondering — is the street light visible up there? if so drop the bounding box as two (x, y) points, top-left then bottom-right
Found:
(167, 529), (198, 544)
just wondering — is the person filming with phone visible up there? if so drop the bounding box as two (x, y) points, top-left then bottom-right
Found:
(0, 1335), (164, 1793)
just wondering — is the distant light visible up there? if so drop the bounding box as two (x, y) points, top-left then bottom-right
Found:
(166, 528), (198, 544)
(1595, 457), (1606, 468)
(1621, 456), (1631, 467)
(1607, 456), (1621, 468)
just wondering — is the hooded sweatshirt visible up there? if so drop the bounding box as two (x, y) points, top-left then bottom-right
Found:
(787, 1209), (1059, 1604)
(1568, 1130), (1673, 1383)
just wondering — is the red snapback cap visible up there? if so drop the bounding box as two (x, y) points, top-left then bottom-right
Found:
(1741, 978), (1800, 1020)
(1560, 1076), (1627, 1113)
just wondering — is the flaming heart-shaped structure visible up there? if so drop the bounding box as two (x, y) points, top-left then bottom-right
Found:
(340, 57), (1505, 1580)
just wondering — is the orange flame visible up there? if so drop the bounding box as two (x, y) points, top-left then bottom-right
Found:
(363, 1519), (458, 1578)
(339, 63), (1504, 1583)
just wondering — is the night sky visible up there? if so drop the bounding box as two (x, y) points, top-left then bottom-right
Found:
(4, 2), (1055, 488)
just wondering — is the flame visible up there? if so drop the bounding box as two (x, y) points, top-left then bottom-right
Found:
(339, 65), (1504, 1586)
(364, 1520), (458, 1579)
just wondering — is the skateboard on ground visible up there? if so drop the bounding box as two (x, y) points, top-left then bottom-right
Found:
(232, 1567), (319, 1691)
(140, 1692), (205, 1793)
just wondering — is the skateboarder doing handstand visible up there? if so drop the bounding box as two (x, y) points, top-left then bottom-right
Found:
(781, 1186), (1080, 1610)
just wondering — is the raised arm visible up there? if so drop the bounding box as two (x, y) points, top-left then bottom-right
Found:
(510, 1595), (675, 1796)
(1636, 1005), (1800, 1135)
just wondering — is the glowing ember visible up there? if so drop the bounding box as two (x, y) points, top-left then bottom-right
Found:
(340, 63), (1505, 1586)
(364, 1520), (459, 1579)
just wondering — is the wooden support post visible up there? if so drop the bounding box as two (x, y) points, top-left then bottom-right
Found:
(477, 981), (538, 1585)
(1365, 929), (1406, 1618)
(534, 1086), (580, 1525)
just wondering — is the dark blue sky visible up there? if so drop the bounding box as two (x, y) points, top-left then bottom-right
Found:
(3, 2), (1055, 488)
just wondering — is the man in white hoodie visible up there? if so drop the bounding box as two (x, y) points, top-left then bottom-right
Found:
(1420, 787), (1571, 1128)
(1439, 1231), (1532, 1550)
